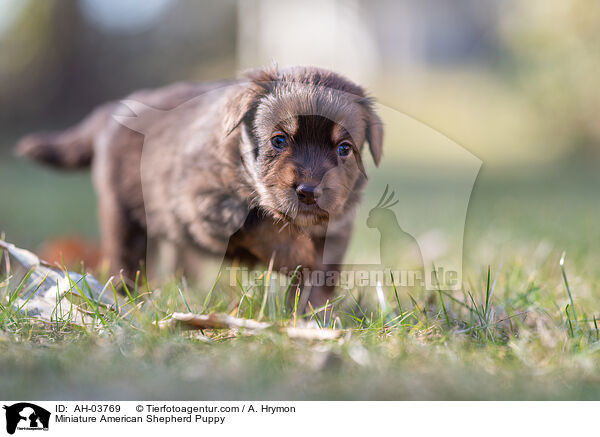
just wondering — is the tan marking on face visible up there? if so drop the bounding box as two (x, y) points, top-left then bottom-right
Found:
(276, 116), (298, 138)
(331, 123), (353, 145)
(276, 152), (298, 187)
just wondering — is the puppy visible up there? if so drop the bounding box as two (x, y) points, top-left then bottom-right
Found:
(17, 66), (383, 309)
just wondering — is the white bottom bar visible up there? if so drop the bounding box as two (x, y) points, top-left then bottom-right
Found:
(0, 401), (596, 436)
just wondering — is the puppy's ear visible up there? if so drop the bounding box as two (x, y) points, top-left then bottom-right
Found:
(363, 102), (384, 166)
(223, 67), (278, 135)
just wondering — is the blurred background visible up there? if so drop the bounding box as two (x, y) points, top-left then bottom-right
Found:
(0, 0), (599, 284)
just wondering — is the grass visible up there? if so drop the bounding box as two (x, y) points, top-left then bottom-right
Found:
(2, 239), (600, 400)
(2, 152), (600, 400)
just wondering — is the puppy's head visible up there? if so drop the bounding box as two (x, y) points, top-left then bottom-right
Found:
(226, 66), (383, 227)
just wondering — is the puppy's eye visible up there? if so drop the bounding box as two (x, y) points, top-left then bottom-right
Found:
(337, 143), (352, 157)
(271, 134), (288, 150)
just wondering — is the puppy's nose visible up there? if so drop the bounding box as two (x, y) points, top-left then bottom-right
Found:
(296, 184), (320, 205)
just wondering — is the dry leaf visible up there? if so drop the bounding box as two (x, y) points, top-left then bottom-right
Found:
(160, 311), (343, 340)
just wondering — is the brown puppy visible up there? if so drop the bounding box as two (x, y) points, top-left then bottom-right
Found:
(17, 66), (383, 308)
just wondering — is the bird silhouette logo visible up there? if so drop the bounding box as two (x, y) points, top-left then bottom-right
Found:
(367, 185), (424, 286)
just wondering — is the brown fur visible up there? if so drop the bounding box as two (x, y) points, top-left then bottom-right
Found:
(16, 66), (383, 308)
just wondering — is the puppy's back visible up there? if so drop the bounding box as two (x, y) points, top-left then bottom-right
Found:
(15, 80), (232, 170)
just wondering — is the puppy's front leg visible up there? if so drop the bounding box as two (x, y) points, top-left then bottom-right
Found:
(228, 219), (318, 309)
(303, 232), (351, 319)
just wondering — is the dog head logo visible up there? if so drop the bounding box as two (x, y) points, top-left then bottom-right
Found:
(3, 403), (50, 434)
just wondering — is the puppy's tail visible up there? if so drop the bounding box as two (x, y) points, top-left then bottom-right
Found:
(16, 103), (115, 169)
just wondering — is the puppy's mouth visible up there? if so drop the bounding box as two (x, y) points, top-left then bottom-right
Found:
(275, 203), (330, 226)
(297, 202), (329, 217)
